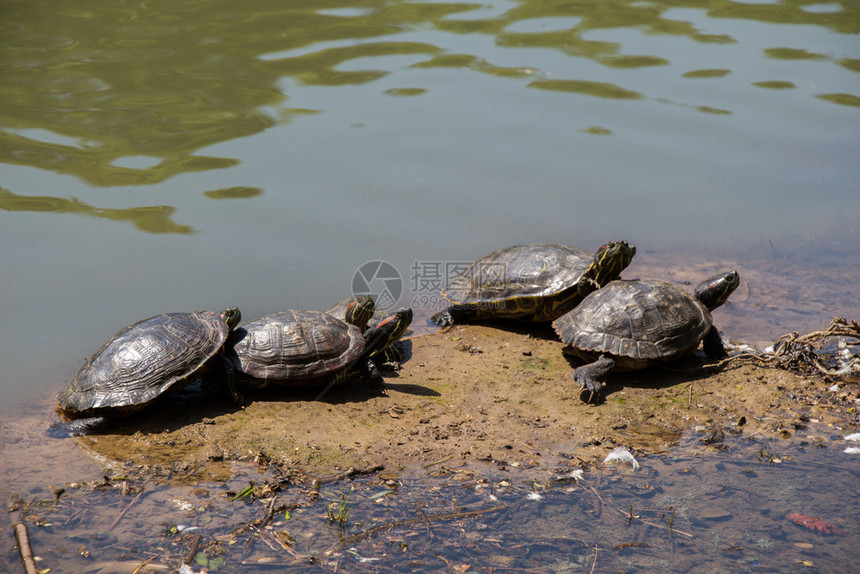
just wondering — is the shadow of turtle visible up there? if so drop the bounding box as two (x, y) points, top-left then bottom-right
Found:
(560, 352), (720, 404)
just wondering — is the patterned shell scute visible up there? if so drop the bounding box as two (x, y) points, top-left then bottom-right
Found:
(57, 311), (230, 413)
(442, 243), (593, 303)
(230, 310), (365, 381)
(554, 280), (712, 360)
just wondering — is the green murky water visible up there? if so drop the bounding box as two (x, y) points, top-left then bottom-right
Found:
(2, 0), (859, 407)
(1, 1), (859, 571)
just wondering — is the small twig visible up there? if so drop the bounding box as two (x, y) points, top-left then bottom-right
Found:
(422, 454), (454, 468)
(586, 486), (692, 538)
(108, 489), (145, 532)
(325, 503), (506, 555)
(242, 523), (322, 564)
(699, 317), (860, 377)
(589, 543), (598, 574)
(177, 464), (202, 482)
(311, 465), (384, 485)
(11, 511), (39, 574)
(182, 533), (201, 565)
(259, 494), (279, 529)
(130, 555), (158, 574)
(248, 524), (279, 553)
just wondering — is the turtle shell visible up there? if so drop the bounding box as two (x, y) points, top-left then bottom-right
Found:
(552, 279), (713, 369)
(441, 243), (596, 321)
(57, 311), (232, 417)
(229, 310), (365, 385)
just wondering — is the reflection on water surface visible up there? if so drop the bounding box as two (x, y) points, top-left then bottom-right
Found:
(2, 0), (857, 191)
(0, 186), (194, 234)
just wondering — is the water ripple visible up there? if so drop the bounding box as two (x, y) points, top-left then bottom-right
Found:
(0, 0), (856, 231)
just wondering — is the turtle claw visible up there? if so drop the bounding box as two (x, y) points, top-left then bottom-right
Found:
(572, 355), (615, 403)
(46, 422), (73, 439)
(575, 376), (603, 404)
(431, 304), (478, 329)
(47, 416), (109, 438)
(431, 310), (454, 328)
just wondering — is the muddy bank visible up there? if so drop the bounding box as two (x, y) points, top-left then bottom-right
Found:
(68, 321), (860, 482)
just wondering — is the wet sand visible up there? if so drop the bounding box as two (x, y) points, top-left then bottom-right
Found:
(53, 321), (857, 482)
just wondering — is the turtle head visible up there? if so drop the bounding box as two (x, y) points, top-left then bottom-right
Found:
(344, 295), (375, 332)
(589, 241), (636, 286)
(363, 307), (413, 358)
(221, 307), (242, 330)
(694, 271), (739, 311)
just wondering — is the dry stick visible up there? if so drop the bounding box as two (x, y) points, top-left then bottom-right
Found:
(586, 486), (692, 538)
(589, 543), (598, 574)
(108, 489), (146, 532)
(696, 316), (860, 374)
(268, 532), (307, 560)
(422, 454), (454, 468)
(258, 494), (279, 529)
(130, 555), (159, 574)
(311, 465), (385, 485)
(325, 503), (506, 556)
(240, 525), (328, 568)
(177, 464), (202, 482)
(10, 511), (39, 574)
(248, 524), (280, 553)
(182, 533), (201, 565)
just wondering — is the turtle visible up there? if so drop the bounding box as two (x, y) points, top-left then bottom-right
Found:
(48, 308), (242, 438)
(326, 294), (376, 332)
(227, 307), (413, 395)
(325, 294), (413, 369)
(552, 271), (740, 402)
(431, 241), (636, 327)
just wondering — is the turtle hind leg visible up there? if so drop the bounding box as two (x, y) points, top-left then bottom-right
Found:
(573, 355), (616, 403)
(431, 304), (479, 327)
(47, 416), (109, 438)
(702, 326), (728, 360)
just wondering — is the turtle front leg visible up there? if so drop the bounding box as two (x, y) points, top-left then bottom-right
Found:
(47, 416), (109, 438)
(573, 355), (616, 403)
(206, 355), (244, 405)
(702, 326), (728, 360)
(356, 357), (387, 396)
(431, 304), (478, 328)
(374, 344), (403, 371)
(580, 276), (601, 295)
